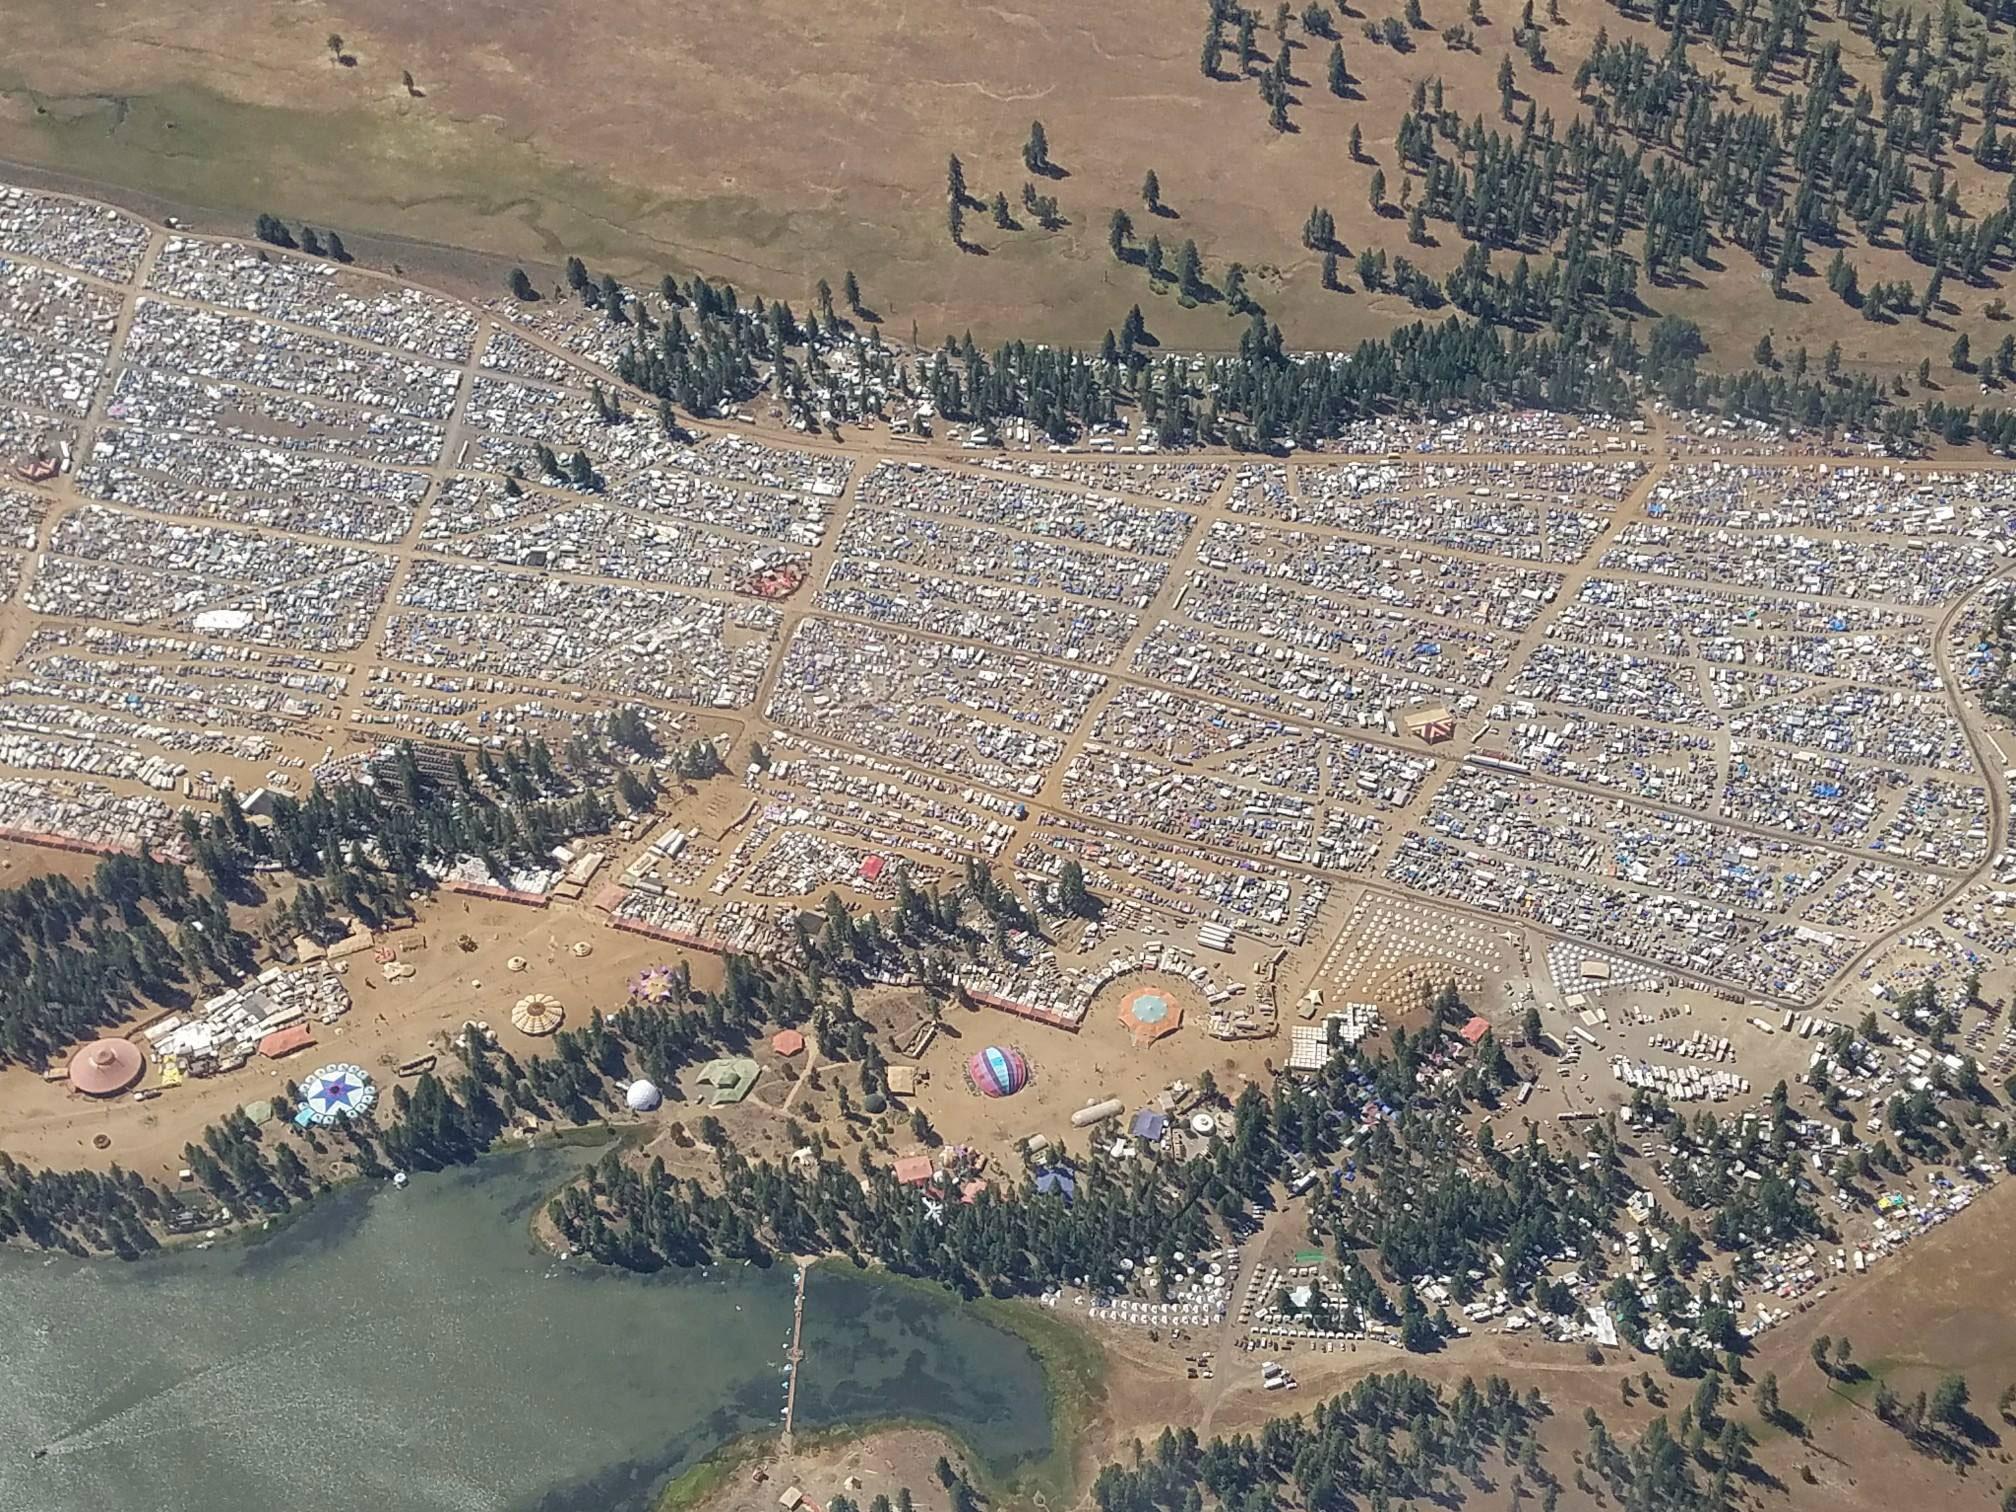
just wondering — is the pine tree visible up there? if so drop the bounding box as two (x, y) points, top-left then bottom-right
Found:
(1023, 120), (1050, 174)
(1142, 169), (1161, 213)
(1329, 43), (1350, 96)
(1108, 208), (1134, 260)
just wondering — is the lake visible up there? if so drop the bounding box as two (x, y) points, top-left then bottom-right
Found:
(0, 1146), (1054, 1512)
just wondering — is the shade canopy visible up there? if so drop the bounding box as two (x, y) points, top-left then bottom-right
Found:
(69, 1038), (144, 1096)
(966, 1045), (1029, 1098)
(629, 966), (679, 1003)
(511, 994), (564, 1036)
(1118, 987), (1183, 1045)
(299, 1063), (376, 1124)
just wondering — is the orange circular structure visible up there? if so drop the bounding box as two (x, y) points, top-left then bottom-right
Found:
(1117, 985), (1183, 1046)
(69, 1038), (144, 1097)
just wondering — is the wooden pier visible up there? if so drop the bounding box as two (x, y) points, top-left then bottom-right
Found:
(780, 1261), (807, 1450)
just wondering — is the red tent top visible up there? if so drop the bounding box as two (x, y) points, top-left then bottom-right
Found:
(771, 1029), (806, 1057)
(259, 1024), (316, 1059)
(1458, 1016), (1493, 1046)
(68, 1038), (144, 1096)
(859, 855), (886, 881)
(893, 1156), (933, 1185)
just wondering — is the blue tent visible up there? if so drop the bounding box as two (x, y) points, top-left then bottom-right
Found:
(1035, 1168), (1076, 1202)
(1130, 1110), (1169, 1141)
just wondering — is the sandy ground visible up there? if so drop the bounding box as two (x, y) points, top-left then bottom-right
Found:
(0, 889), (725, 1179)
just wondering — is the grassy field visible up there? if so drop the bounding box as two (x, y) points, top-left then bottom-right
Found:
(9, 0), (2016, 384)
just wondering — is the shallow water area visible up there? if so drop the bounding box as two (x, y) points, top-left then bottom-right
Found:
(0, 1146), (1052, 1512)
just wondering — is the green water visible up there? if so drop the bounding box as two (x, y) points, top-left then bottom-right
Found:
(0, 1148), (1053, 1512)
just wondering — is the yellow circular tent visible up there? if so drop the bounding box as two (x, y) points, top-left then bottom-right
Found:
(511, 993), (564, 1036)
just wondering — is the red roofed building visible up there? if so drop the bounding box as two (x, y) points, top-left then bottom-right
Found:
(1404, 705), (1459, 744)
(1457, 1016), (1493, 1047)
(258, 1023), (317, 1059)
(892, 1155), (933, 1186)
(771, 1029), (806, 1058)
(859, 854), (886, 882)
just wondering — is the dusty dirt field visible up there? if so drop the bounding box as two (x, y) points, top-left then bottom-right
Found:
(0, 889), (726, 1179)
(881, 980), (1277, 1162)
(3, 0), (2008, 377)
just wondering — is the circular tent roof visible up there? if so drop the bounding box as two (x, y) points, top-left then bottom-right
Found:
(69, 1038), (144, 1097)
(625, 1079), (662, 1112)
(511, 994), (564, 1036)
(299, 1063), (376, 1124)
(1118, 986), (1183, 1045)
(967, 1045), (1030, 1098)
(771, 1029), (806, 1058)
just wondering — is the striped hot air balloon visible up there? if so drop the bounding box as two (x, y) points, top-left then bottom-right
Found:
(966, 1045), (1029, 1098)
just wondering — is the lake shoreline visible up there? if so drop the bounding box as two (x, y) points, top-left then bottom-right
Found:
(645, 1260), (1109, 1512)
(1, 1144), (1071, 1512)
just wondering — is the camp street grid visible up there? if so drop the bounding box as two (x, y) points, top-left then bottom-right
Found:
(0, 180), (2010, 1010)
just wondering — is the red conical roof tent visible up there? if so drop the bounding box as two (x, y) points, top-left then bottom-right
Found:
(68, 1038), (144, 1096)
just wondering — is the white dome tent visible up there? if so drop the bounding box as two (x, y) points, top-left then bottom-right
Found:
(625, 1079), (663, 1112)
